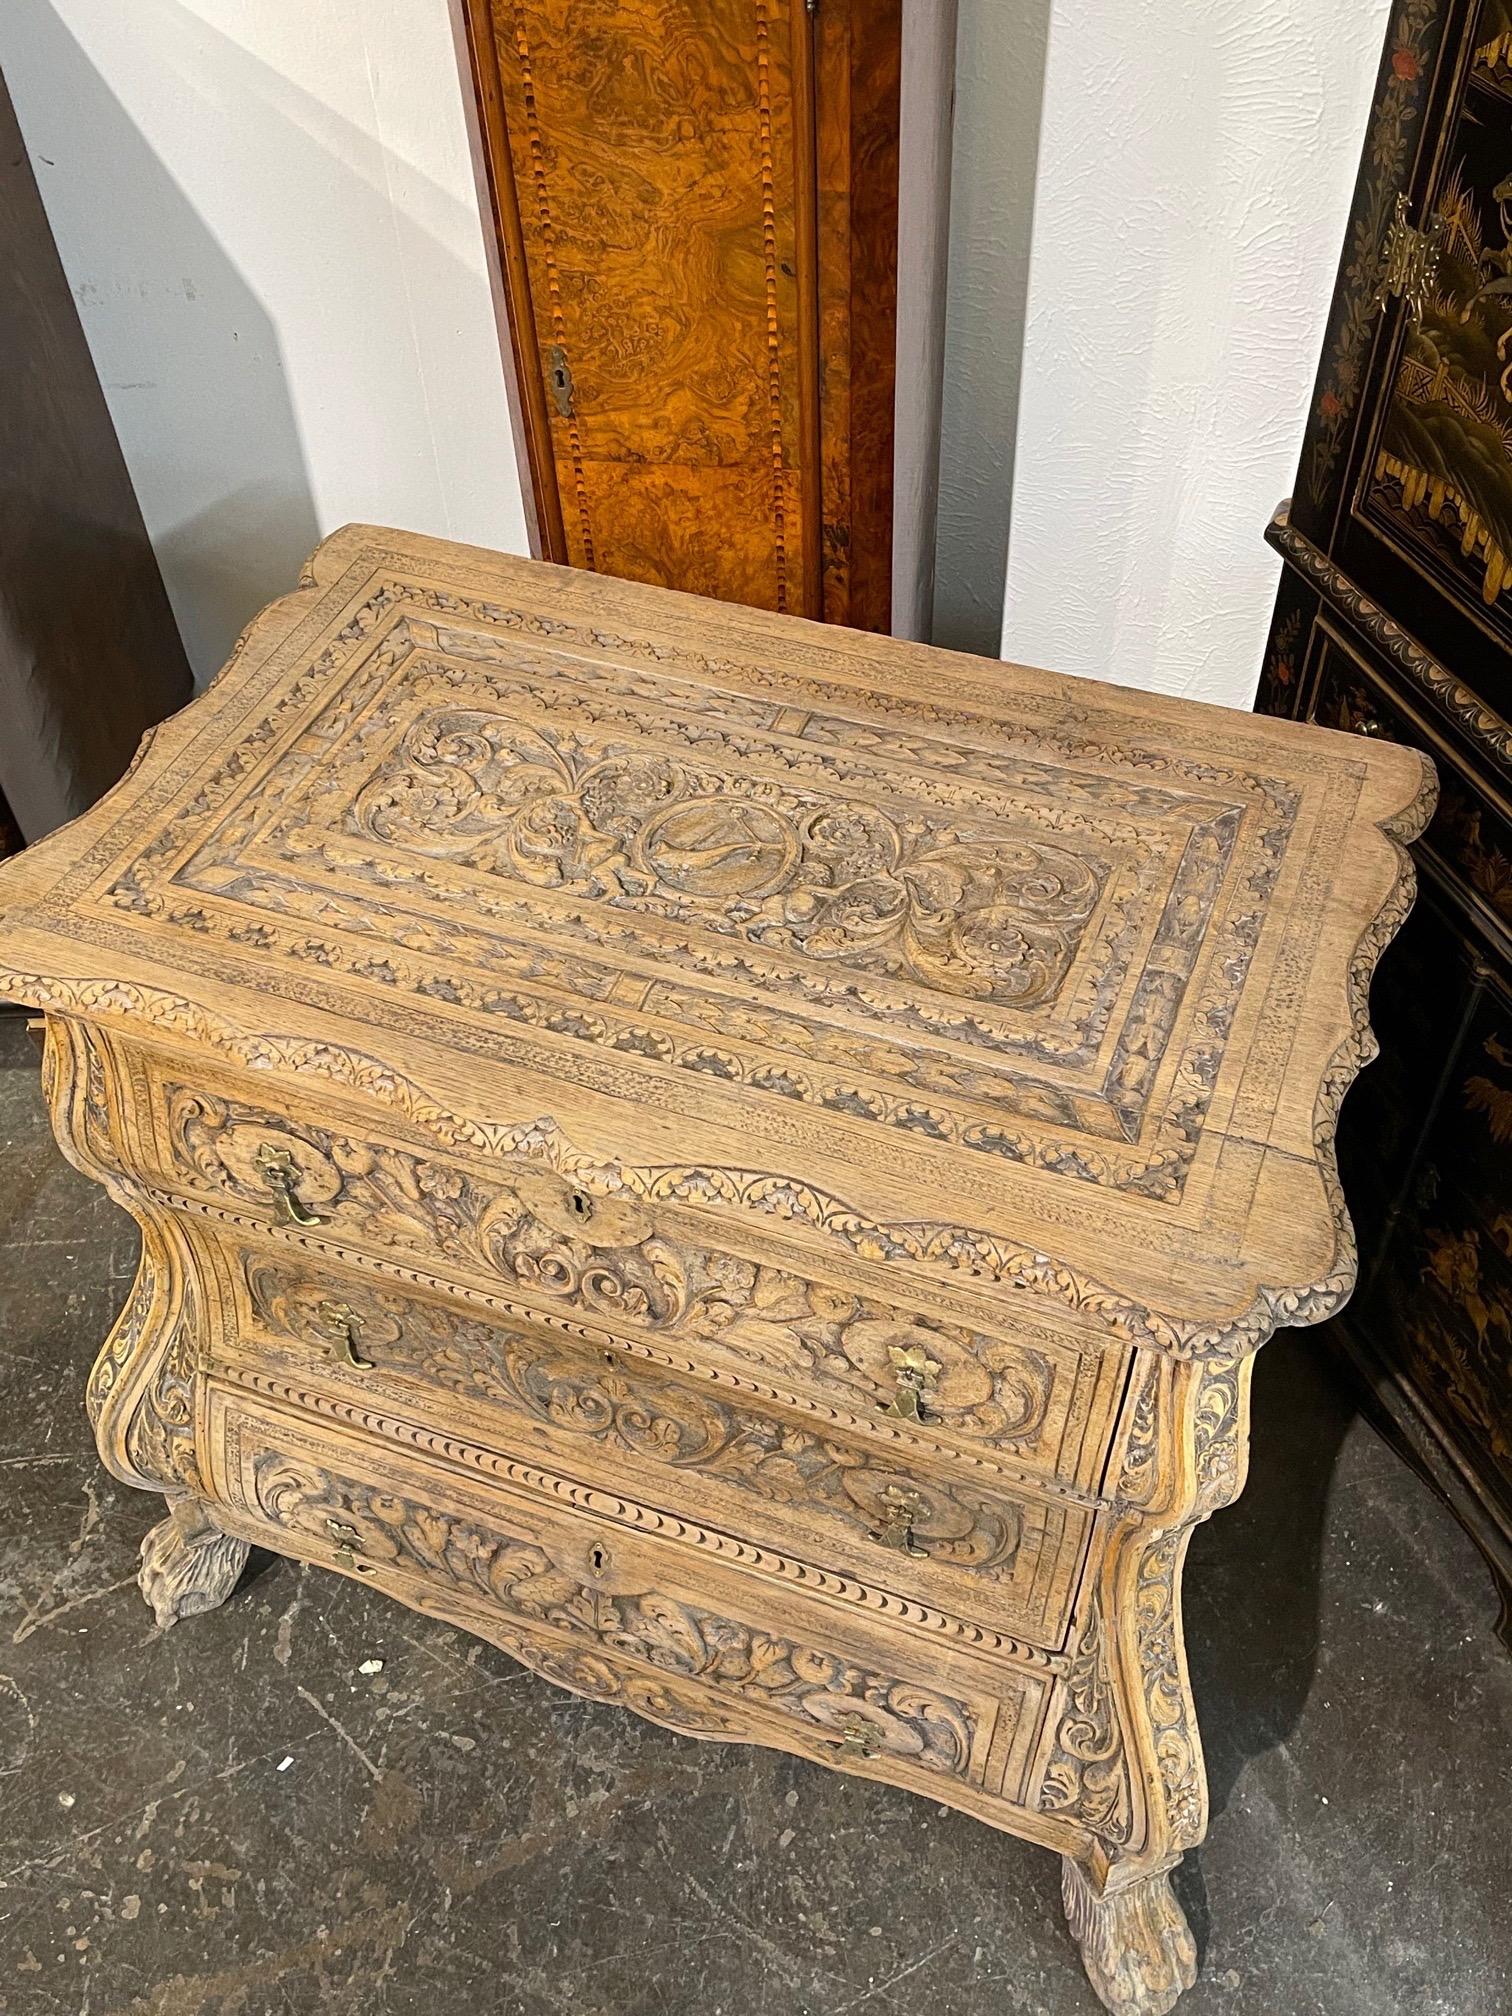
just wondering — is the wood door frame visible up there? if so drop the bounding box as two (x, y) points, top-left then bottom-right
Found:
(447, 0), (898, 629)
(448, 0), (565, 561)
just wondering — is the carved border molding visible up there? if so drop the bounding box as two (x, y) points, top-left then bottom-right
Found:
(95, 585), (1300, 1202)
(1267, 498), (1512, 769)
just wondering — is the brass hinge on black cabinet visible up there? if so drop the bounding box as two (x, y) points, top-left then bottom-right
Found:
(1370, 193), (1446, 326)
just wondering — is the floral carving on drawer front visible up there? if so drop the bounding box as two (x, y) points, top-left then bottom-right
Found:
(170, 1089), (689, 1324)
(349, 711), (1108, 1007)
(170, 1089), (1058, 1451)
(251, 1453), (981, 1777)
(243, 1258), (1025, 1576)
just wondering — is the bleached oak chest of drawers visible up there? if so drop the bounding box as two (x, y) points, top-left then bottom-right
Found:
(0, 529), (1433, 2014)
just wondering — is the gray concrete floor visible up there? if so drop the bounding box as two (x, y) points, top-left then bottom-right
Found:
(1, 1011), (1509, 2016)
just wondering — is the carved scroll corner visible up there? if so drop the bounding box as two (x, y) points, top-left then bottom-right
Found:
(84, 1214), (208, 1501)
(1192, 778), (1434, 1358)
(1384, 746), (1440, 847)
(1037, 1599), (1136, 1851)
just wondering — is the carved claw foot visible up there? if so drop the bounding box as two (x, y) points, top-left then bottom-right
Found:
(1061, 1859), (1197, 2016)
(138, 1497), (250, 1629)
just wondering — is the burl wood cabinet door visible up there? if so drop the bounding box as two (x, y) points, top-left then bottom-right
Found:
(459, 0), (899, 626)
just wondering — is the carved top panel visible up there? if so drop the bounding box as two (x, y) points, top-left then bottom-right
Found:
(0, 527), (1436, 1341)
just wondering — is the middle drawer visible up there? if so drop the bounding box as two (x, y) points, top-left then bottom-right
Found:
(214, 1240), (1093, 1654)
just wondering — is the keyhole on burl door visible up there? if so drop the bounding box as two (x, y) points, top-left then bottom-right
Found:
(548, 344), (575, 418)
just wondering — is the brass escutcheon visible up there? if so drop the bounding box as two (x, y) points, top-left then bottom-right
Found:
(325, 1520), (371, 1574)
(838, 1717), (881, 1760)
(881, 1343), (940, 1424)
(256, 1142), (324, 1227)
(315, 1299), (375, 1371)
(869, 1485), (927, 1558)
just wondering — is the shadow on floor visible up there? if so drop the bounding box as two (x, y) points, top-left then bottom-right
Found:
(1177, 1326), (1358, 1958)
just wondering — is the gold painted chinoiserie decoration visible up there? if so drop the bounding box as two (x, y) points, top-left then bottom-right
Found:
(1259, 0), (1512, 1644)
(0, 527), (1434, 2016)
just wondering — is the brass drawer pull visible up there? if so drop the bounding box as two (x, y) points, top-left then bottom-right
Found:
(881, 1343), (940, 1423)
(1355, 715), (1386, 737)
(839, 1717), (881, 1760)
(325, 1517), (372, 1574)
(256, 1143), (325, 1227)
(314, 1299), (375, 1371)
(869, 1485), (927, 1557)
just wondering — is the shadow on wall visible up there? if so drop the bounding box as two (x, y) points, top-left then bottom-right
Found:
(7, 0), (525, 686)
(6, 3), (318, 684)
(931, 0), (1053, 657)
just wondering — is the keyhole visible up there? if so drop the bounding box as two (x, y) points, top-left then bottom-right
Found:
(570, 1190), (592, 1221)
(553, 365), (568, 394)
(589, 1543), (607, 1573)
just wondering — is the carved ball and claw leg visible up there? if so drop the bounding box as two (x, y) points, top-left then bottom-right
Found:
(138, 1496), (250, 1629)
(1062, 1859), (1197, 2016)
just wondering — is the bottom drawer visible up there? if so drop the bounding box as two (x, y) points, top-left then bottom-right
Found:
(202, 1385), (1051, 1817)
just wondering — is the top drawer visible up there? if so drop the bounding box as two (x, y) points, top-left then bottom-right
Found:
(110, 1042), (1127, 1494)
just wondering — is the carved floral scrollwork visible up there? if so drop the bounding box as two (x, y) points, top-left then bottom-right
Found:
(1192, 1356), (1248, 1516)
(170, 1089), (690, 1328)
(348, 709), (1107, 1006)
(252, 1454), (979, 1777)
(243, 1257), (1026, 1577)
(1134, 1531), (1205, 1849)
(172, 1087), (1059, 1450)
(1115, 1359), (1163, 1510)
(44, 1022), (200, 1488)
(122, 1271), (202, 1495)
(10, 928), (1423, 1359)
(86, 1252), (155, 1431)
(1037, 1602), (1134, 1846)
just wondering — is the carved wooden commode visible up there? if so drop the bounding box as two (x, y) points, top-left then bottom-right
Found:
(0, 529), (1433, 2015)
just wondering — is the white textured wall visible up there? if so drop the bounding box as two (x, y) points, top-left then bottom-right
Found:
(999, 0), (1392, 706)
(0, 0), (527, 684)
(933, 0), (1052, 655)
